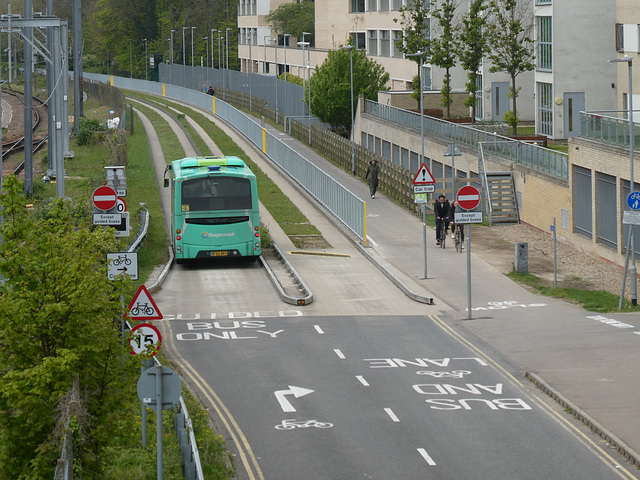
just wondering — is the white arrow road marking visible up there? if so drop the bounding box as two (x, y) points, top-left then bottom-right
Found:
(274, 386), (315, 412)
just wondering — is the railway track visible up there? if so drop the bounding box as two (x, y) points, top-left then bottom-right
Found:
(1, 89), (48, 175)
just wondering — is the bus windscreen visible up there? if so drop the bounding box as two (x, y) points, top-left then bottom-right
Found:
(181, 177), (252, 212)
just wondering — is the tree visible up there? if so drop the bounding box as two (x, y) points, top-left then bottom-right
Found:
(430, 0), (459, 118)
(309, 46), (389, 135)
(265, 0), (315, 41)
(486, 0), (535, 135)
(457, 0), (488, 122)
(394, 0), (432, 109)
(0, 175), (131, 477)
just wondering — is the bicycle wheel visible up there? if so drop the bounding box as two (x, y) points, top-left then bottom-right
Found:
(455, 230), (462, 253)
(440, 230), (446, 249)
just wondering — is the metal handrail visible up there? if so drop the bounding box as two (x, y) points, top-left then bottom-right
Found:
(478, 142), (493, 223)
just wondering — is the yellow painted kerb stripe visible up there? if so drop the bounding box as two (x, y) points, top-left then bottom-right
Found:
(162, 83), (166, 97)
(262, 128), (267, 153)
(212, 96), (216, 114)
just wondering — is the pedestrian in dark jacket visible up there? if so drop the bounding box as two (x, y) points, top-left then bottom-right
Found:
(434, 194), (450, 244)
(365, 159), (380, 198)
(207, 85), (215, 96)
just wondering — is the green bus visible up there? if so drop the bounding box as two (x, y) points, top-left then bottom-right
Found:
(164, 156), (261, 263)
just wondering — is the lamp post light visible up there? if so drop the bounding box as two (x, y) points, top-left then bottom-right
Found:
(182, 26), (188, 65)
(283, 33), (291, 81)
(407, 51), (427, 279)
(143, 38), (148, 80)
(191, 26), (197, 66)
(610, 55), (638, 306)
(341, 45), (355, 175)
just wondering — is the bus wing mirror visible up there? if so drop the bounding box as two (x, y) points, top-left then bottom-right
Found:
(163, 178), (169, 188)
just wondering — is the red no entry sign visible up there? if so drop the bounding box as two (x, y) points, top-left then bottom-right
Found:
(93, 185), (118, 211)
(457, 185), (481, 211)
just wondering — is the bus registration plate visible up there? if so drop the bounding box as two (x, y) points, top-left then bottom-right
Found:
(209, 251), (228, 257)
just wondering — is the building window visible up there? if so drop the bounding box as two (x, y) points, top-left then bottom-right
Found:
(537, 17), (552, 70)
(380, 30), (390, 57)
(380, 0), (389, 11)
(535, 0), (551, 4)
(391, 0), (402, 10)
(351, 0), (365, 13)
(392, 31), (403, 58)
(475, 73), (483, 120)
(351, 32), (366, 50)
(616, 23), (624, 52)
(538, 82), (553, 137)
(368, 30), (378, 56)
(422, 65), (432, 90)
(368, 0), (377, 11)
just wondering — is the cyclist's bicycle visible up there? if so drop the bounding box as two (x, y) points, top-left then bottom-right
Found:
(438, 223), (447, 249)
(454, 225), (463, 253)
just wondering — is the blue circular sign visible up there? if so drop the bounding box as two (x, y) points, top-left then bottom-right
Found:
(628, 191), (640, 210)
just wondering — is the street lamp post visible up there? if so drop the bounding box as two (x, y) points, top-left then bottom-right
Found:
(610, 55), (638, 306)
(182, 26), (188, 65)
(283, 33), (291, 81)
(248, 35), (252, 111)
(218, 35), (222, 71)
(143, 38), (148, 80)
(407, 51), (427, 279)
(341, 45), (355, 175)
(308, 61), (312, 146)
(211, 30), (215, 68)
(274, 39), (279, 124)
(191, 26), (197, 66)
(298, 40), (309, 115)
(264, 35), (270, 74)
(129, 38), (132, 78)
(204, 37), (209, 68)
(170, 29), (175, 65)
(225, 28), (232, 100)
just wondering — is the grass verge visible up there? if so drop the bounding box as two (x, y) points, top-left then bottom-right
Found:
(507, 270), (640, 313)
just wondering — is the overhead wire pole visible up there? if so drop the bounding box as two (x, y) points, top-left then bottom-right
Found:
(24, 0), (33, 196)
(73, 0), (83, 134)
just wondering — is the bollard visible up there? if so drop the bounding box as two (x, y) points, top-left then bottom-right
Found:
(515, 242), (528, 273)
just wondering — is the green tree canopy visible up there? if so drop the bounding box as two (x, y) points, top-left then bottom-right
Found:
(457, 0), (488, 121)
(394, 0), (432, 76)
(308, 46), (389, 135)
(265, 0), (315, 41)
(486, 0), (535, 134)
(0, 175), (131, 477)
(430, 0), (459, 118)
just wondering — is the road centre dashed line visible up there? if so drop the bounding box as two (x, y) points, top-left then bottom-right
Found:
(334, 349), (345, 359)
(356, 375), (369, 386)
(384, 408), (400, 422)
(314, 325), (325, 334)
(417, 448), (437, 466)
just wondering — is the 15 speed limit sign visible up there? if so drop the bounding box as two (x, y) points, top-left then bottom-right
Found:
(129, 323), (162, 357)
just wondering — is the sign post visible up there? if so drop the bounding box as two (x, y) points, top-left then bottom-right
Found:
(456, 185), (482, 319)
(413, 163), (436, 279)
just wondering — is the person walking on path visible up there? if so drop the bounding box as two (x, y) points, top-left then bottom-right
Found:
(365, 159), (380, 199)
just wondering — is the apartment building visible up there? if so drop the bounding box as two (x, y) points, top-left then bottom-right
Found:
(533, 0), (616, 139)
(237, 0), (537, 122)
(613, 0), (640, 119)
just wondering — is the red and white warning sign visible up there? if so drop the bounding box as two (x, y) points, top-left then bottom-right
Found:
(129, 323), (162, 356)
(92, 185), (118, 211)
(125, 285), (163, 320)
(456, 185), (481, 211)
(412, 163), (436, 185)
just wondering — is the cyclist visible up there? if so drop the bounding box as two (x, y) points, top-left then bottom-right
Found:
(434, 194), (450, 245)
(449, 200), (465, 249)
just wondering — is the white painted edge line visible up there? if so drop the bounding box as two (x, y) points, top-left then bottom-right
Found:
(384, 408), (399, 422)
(356, 375), (369, 386)
(334, 349), (345, 359)
(417, 448), (436, 466)
(314, 325), (324, 334)
(365, 235), (378, 247)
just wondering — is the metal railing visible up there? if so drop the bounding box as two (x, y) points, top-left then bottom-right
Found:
(365, 100), (569, 178)
(581, 110), (640, 149)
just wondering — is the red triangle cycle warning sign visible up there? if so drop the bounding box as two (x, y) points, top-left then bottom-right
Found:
(125, 285), (163, 320)
(413, 163), (436, 185)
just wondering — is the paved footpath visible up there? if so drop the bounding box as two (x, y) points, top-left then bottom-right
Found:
(154, 99), (640, 465)
(256, 122), (640, 463)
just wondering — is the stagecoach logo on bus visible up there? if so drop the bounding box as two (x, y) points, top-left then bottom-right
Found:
(201, 231), (236, 239)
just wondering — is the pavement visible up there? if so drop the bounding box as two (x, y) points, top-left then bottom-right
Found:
(142, 98), (640, 468)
